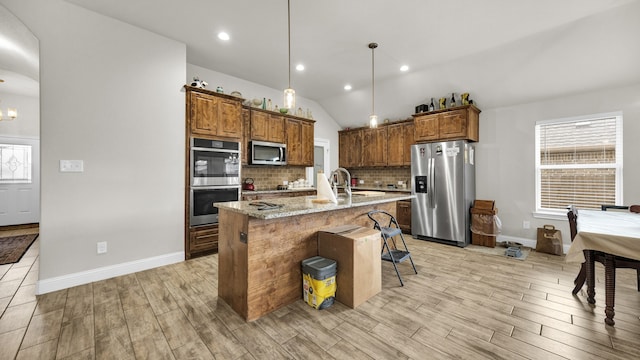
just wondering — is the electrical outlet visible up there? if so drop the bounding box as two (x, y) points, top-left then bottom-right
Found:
(523, 221), (530, 229)
(97, 241), (107, 254)
(60, 160), (84, 172)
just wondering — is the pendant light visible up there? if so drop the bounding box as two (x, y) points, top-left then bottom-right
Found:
(368, 42), (378, 128)
(283, 0), (295, 110)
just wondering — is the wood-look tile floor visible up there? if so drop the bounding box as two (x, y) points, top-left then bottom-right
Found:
(1, 228), (639, 359)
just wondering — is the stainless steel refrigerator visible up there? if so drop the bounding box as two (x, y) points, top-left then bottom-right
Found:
(411, 140), (475, 247)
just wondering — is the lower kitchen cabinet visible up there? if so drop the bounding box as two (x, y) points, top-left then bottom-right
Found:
(187, 224), (218, 259)
(396, 199), (411, 233)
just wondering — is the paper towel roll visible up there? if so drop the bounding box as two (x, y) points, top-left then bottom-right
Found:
(317, 172), (337, 204)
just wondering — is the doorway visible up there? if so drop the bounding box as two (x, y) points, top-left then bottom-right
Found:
(0, 5), (40, 228)
(0, 137), (40, 226)
(307, 138), (330, 187)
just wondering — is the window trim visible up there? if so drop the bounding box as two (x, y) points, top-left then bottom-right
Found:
(534, 111), (623, 215)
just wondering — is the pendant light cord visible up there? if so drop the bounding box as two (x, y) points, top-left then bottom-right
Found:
(288, 0), (291, 88)
(369, 43), (378, 116)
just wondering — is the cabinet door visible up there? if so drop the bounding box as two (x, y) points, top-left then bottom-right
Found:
(339, 131), (349, 168)
(250, 111), (269, 141)
(396, 200), (411, 233)
(387, 123), (404, 166)
(414, 114), (438, 142)
(190, 92), (217, 136)
(338, 129), (363, 168)
(363, 127), (387, 166)
(285, 118), (302, 165)
(242, 194), (259, 201)
(217, 99), (242, 139)
(439, 110), (467, 140)
(402, 122), (415, 166)
(347, 130), (363, 168)
(241, 108), (250, 165)
(189, 225), (219, 255)
(301, 121), (314, 166)
(268, 114), (285, 143)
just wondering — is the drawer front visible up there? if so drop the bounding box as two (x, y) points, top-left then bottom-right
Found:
(190, 225), (219, 253)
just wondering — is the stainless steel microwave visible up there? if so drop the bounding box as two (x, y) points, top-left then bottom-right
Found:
(250, 141), (287, 165)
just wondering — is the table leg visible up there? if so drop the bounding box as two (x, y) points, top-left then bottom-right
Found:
(585, 250), (596, 304)
(572, 263), (586, 295)
(604, 254), (616, 326)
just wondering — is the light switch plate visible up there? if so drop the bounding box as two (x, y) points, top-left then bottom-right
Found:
(60, 160), (84, 172)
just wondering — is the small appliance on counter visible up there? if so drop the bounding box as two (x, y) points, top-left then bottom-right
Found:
(243, 178), (255, 191)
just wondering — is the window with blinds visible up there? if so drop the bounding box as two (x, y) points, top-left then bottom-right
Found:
(535, 113), (623, 213)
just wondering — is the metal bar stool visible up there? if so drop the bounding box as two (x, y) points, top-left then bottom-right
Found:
(367, 210), (417, 286)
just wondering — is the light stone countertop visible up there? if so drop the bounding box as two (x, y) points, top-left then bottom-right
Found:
(215, 192), (414, 220)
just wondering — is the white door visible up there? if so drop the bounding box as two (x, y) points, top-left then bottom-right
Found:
(0, 136), (40, 226)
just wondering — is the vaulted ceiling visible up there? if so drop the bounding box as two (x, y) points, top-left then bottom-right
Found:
(60, 0), (640, 127)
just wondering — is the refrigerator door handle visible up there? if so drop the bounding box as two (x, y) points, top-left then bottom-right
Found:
(430, 157), (435, 208)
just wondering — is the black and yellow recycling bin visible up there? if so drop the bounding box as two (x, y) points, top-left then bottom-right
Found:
(301, 256), (337, 310)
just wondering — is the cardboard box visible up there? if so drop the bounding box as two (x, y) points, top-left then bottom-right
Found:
(318, 225), (381, 308)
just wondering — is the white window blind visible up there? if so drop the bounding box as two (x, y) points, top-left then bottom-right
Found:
(535, 113), (623, 213)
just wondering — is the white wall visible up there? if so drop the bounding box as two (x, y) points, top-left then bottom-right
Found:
(477, 83), (640, 245)
(1, 0), (187, 293)
(187, 64), (342, 169)
(0, 91), (38, 137)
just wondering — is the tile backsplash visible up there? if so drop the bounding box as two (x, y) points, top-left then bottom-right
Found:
(348, 167), (411, 189)
(242, 166), (411, 191)
(242, 166), (308, 191)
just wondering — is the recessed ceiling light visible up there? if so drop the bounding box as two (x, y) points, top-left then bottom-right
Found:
(296, 64), (304, 71)
(218, 32), (230, 41)
(400, 65), (409, 72)
(344, 84), (352, 91)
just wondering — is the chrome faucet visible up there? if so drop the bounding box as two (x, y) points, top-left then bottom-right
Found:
(330, 167), (352, 201)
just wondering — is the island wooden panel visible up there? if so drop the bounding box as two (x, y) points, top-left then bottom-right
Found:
(218, 201), (396, 321)
(217, 210), (248, 318)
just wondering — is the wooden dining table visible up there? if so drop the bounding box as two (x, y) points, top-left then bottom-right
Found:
(566, 209), (640, 325)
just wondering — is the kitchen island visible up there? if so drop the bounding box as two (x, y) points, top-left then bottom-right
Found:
(215, 192), (413, 321)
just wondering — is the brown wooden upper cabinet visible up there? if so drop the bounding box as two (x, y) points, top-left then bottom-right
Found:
(362, 127), (388, 167)
(285, 118), (315, 166)
(250, 109), (285, 144)
(414, 105), (480, 142)
(387, 121), (414, 167)
(338, 129), (363, 168)
(339, 120), (413, 168)
(186, 86), (243, 140)
(241, 107), (251, 165)
(284, 118), (314, 166)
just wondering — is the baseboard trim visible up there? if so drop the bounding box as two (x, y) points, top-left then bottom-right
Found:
(35, 252), (184, 295)
(497, 235), (571, 254)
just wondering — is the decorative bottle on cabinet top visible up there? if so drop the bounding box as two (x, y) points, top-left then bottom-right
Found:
(429, 98), (435, 111)
(449, 93), (456, 108)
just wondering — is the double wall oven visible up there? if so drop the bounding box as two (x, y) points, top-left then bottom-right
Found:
(190, 138), (241, 226)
